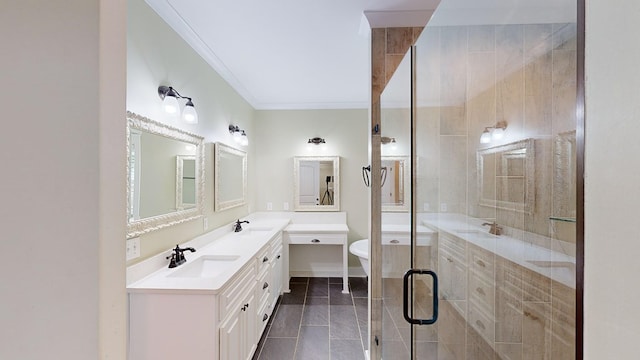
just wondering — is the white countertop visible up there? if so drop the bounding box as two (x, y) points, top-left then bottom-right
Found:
(422, 214), (576, 289)
(382, 223), (435, 234)
(127, 219), (290, 294)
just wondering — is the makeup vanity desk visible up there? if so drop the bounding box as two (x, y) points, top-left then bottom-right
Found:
(283, 223), (350, 294)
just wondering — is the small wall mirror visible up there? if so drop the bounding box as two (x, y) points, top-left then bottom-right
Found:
(293, 156), (340, 211)
(477, 138), (535, 213)
(127, 111), (204, 238)
(214, 142), (247, 211)
(382, 156), (409, 212)
(176, 155), (196, 210)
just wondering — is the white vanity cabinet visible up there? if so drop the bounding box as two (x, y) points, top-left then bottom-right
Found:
(128, 231), (286, 360)
(284, 224), (349, 293)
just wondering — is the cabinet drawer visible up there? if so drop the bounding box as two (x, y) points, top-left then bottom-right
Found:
(469, 302), (495, 343)
(256, 246), (271, 276)
(468, 245), (494, 278)
(220, 263), (256, 317)
(287, 233), (345, 245)
(469, 271), (495, 314)
(382, 233), (410, 245)
(257, 299), (271, 334)
(257, 266), (271, 305)
(439, 233), (466, 260)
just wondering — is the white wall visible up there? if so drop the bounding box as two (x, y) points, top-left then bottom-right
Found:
(127, 0), (256, 260)
(0, 1), (127, 359)
(254, 109), (369, 267)
(585, 0), (640, 358)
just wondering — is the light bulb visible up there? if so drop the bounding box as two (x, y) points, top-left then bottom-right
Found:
(162, 95), (179, 115)
(492, 127), (505, 140)
(182, 100), (198, 124)
(480, 129), (492, 144)
(233, 130), (242, 143)
(240, 132), (248, 146)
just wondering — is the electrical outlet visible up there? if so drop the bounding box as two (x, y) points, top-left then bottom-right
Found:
(203, 218), (208, 230)
(283, 202), (289, 211)
(440, 203), (448, 212)
(267, 202), (273, 211)
(126, 237), (140, 261)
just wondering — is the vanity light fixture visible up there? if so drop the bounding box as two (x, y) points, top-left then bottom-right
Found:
(308, 137), (326, 145)
(480, 121), (508, 144)
(229, 125), (249, 146)
(158, 85), (198, 124)
(381, 136), (397, 150)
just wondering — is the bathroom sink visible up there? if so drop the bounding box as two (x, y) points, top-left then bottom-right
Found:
(168, 255), (240, 278)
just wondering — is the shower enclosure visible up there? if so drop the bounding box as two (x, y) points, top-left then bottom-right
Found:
(369, 1), (580, 358)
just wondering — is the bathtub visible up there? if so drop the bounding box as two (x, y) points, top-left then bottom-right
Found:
(349, 239), (369, 277)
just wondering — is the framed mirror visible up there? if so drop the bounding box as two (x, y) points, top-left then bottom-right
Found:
(127, 111), (204, 238)
(293, 156), (340, 211)
(477, 138), (535, 213)
(381, 156), (409, 212)
(214, 142), (247, 211)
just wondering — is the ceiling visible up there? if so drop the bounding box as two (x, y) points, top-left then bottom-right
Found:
(145, 0), (575, 110)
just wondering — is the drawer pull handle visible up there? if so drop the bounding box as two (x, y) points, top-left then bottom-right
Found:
(476, 260), (486, 268)
(390, 239), (399, 244)
(311, 239), (320, 243)
(476, 287), (485, 296)
(277, 254), (281, 259)
(241, 305), (247, 311)
(446, 257), (453, 263)
(263, 314), (268, 322)
(263, 282), (269, 289)
(263, 256), (269, 262)
(475, 320), (485, 330)
(524, 310), (539, 321)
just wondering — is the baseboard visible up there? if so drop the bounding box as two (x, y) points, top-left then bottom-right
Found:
(289, 266), (367, 278)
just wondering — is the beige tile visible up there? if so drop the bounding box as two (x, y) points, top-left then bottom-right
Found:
(468, 25), (495, 52)
(495, 342), (523, 360)
(552, 23), (577, 51)
(524, 24), (553, 62)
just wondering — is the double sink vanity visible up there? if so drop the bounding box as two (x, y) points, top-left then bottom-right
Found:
(127, 214), (349, 360)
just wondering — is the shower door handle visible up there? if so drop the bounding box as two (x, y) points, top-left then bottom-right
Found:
(402, 269), (438, 325)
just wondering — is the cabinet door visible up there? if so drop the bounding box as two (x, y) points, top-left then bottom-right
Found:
(271, 248), (283, 306)
(221, 291), (257, 360)
(220, 309), (243, 360)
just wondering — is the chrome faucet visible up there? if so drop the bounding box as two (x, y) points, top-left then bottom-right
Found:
(233, 219), (250, 232)
(482, 221), (503, 236)
(166, 244), (196, 268)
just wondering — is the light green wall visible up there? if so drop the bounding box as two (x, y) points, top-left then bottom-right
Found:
(254, 109), (370, 266)
(127, 0), (255, 261)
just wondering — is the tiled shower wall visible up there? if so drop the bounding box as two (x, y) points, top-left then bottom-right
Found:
(413, 23), (577, 252)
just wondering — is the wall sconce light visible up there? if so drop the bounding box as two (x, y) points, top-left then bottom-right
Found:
(158, 85), (198, 124)
(229, 125), (248, 146)
(480, 121), (508, 144)
(307, 137), (326, 151)
(381, 136), (397, 150)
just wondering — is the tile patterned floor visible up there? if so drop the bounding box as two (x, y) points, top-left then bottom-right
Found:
(253, 277), (368, 360)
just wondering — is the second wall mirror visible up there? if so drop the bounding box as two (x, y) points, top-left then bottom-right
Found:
(214, 142), (247, 211)
(293, 156), (340, 211)
(381, 156), (409, 212)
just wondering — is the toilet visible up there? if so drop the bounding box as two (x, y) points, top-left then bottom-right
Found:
(349, 239), (369, 277)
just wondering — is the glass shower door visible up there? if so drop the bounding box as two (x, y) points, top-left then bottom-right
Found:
(374, 1), (578, 359)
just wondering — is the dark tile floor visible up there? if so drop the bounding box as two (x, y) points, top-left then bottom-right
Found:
(253, 277), (369, 360)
